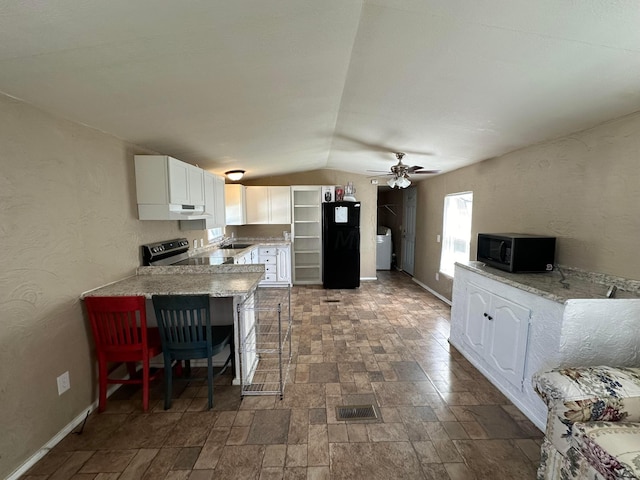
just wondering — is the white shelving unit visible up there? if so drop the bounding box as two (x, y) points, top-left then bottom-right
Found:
(291, 186), (322, 284)
(237, 286), (292, 398)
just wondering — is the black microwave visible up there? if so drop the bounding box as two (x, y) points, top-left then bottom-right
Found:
(477, 233), (556, 273)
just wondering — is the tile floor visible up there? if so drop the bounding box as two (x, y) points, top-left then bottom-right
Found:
(22, 271), (543, 479)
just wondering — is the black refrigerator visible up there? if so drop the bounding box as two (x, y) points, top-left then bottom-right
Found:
(322, 201), (361, 289)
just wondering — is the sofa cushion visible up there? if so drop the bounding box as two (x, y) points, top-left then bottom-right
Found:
(571, 421), (640, 479)
(533, 366), (640, 457)
(534, 366), (640, 408)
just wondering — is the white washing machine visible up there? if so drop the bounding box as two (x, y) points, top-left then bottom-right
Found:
(376, 226), (392, 270)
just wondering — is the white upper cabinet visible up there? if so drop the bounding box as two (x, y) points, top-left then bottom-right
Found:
(135, 155), (207, 220)
(165, 156), (204, 205)
(245, 186), (269, 224)
(212, 174), (226, 227)
(269, 186), (292, 224)
(246, 186), (291, 224)
(225, 184), (247, 225)
(180, 171), (226, 230)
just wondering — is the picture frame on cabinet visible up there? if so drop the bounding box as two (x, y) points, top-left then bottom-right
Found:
(322, 185), (335, 203)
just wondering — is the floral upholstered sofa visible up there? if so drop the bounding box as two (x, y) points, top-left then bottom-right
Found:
(533, 366), (640, 479)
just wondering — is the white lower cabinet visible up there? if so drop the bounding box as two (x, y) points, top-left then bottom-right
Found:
(463, 283), (531, 389)
(234, 250), (252, 265)
(276, 247), (291, 284)
(257, 245), (291, 286)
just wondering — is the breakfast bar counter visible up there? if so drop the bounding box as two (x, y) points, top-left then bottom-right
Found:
(82, 264), (265, 299)
(81, 264), (266, 386)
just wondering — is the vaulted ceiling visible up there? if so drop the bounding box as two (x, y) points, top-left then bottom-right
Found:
(2, 1), (640, 180)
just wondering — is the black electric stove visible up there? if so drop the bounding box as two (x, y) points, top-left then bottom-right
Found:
(141, 238), (233, 266)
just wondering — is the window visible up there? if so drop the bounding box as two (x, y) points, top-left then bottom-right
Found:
(439, 192), (473, 277)
(207, 227), (224, 244)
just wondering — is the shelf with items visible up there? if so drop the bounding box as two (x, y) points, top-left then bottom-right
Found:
(237, 286), (292, 398)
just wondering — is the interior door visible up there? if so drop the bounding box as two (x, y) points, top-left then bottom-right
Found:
(401, 187), (417, 275)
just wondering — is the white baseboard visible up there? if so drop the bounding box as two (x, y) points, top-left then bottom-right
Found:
(360, 277), (377, 281)
(6, 383), (121, 480)
(412, 277), (452, 306)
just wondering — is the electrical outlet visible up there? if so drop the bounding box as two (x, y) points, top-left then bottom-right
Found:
(436, 234), (441, 243)
(193, 239), (197, 249)
(57, 371), (70, 395)
(435, 272), (440, 281)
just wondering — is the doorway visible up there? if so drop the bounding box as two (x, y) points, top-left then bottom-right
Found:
(401, 187), (417, 275)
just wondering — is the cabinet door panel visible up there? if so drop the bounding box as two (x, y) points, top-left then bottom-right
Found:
(213, 175), (226, 227)
(188, 166), (205, 205)
(463, 286), (490, 354)
(276, 247), (291, 283)
(485, 297), (530, 389)
(167, 157), (190, 204)
(203, 172), (216, 215)
(225, 184), (246, 225)
(269, 186), (292, 224)
(246, 186), (269, 224)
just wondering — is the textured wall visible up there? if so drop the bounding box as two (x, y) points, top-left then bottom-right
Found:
(414, 111), (640, 300)
(0, 94), (203, 478)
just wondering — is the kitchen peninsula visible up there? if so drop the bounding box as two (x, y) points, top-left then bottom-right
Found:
(82, 263), (265, 385)
(450, 261), (640, 430)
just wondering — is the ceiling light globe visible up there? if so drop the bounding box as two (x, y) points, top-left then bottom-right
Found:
(225, 170), (245, 181)
(387, 177), (397, 188)
(397, 176), (411, 188)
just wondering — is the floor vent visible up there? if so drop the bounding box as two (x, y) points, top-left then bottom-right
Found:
(325, 299), (340, 303)
(335, 404), (378, 421)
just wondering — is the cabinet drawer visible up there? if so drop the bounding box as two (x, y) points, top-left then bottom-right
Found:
(263, 273), (277, 282)
(259, 247), (275, 256)
(264, 264), (276, 273)
(261, 255), (276, 264)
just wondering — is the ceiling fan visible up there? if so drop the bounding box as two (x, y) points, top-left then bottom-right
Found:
(368, 152), (440, 188)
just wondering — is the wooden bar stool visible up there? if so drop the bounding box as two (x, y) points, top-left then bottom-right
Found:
(84, 295), (163, 412)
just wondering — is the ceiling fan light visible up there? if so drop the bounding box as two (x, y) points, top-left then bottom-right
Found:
(397, 176), (411, 188)
(387, 177), (397, 188)
(225, 169), (245, 181)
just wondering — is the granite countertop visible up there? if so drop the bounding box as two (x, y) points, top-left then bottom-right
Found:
(82, 269), (264, 299)
(457, 261), (640, 303)
(189, 238), (291, 261)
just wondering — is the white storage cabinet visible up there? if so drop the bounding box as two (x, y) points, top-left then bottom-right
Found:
(225, 184), (247, 225)
(135, 155), (205, 220)
(246, 186), (291, 224)
(180, 171), (226, 230)
(257, 245), (291, 286)
(463, 283), (531, 389)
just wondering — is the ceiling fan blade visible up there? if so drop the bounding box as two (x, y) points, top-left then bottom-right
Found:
(406, 165), (424, 172)
(366, 169), (391, 173)
(411, 170), (441, 174)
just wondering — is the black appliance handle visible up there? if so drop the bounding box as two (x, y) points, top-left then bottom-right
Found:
(499, 241), (507, 262)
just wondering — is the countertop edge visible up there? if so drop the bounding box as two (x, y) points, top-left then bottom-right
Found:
(455, 261), (640, 303)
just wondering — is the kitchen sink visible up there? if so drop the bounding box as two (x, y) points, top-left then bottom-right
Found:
(219, 243), (253, 249)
